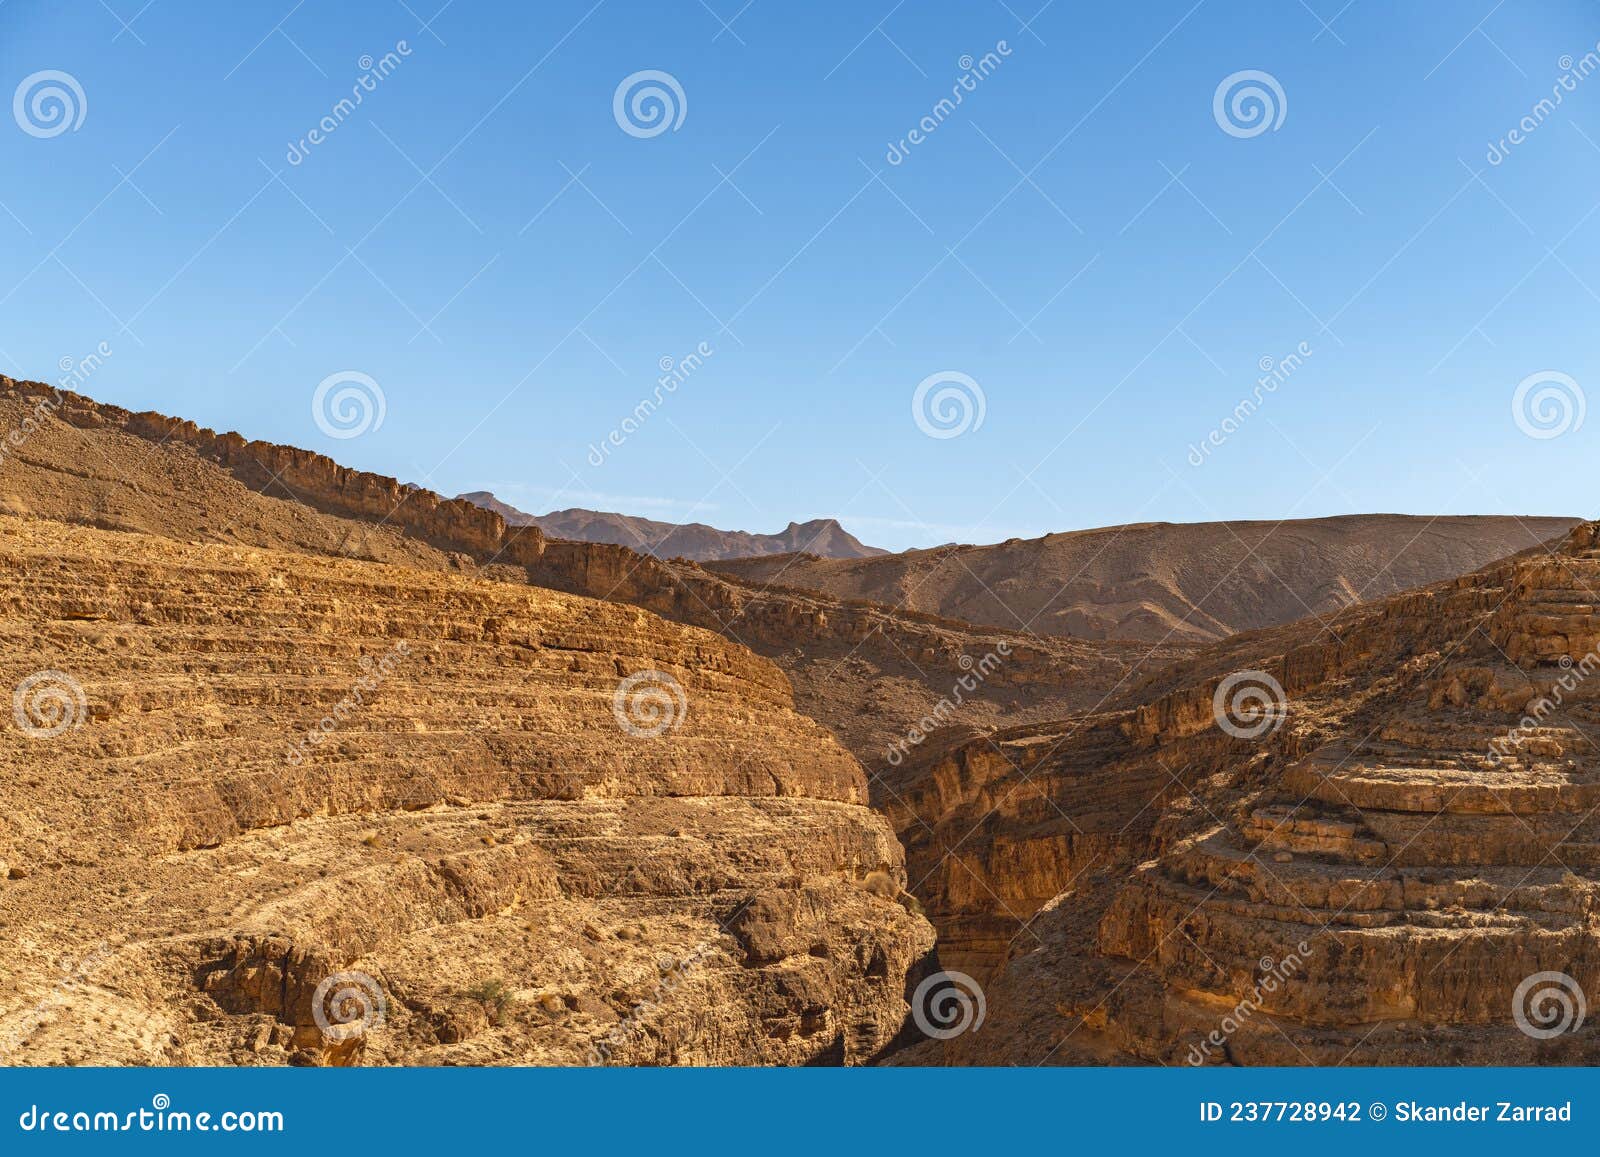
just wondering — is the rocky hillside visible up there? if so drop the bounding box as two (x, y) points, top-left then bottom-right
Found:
(0, 378), (1163, 766)
(0, 516), (932, 1065)
(890, 521), (1600, 1064)
(710, 514), (1578, 643)
(459, 492), (886, 561)
(3, 376), (1587, 1068)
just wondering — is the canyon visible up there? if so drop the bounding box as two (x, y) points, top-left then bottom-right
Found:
(1, 374), (1591, 1067)
(893, 522), (1600, 1064)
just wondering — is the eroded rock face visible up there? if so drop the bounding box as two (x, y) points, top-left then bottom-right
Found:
(894, 523), (1600, 1064)
(0, 517), (932, 1065)
(0, 377), (1175, 766)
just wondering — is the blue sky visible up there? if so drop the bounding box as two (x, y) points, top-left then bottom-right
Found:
(2, 0), (1598, 551)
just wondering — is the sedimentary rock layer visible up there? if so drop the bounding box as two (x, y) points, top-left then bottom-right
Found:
(0, 517), (932, 1065)
(0, 377), (1168, 764)
(895, 522), (1600, 1064)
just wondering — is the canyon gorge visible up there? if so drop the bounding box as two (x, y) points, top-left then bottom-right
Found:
(1, 374), (1593, 1067)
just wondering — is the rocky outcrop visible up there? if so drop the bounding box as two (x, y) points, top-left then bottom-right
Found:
(0, 517), (933, 1065)
(895, 521), (1600, 1064)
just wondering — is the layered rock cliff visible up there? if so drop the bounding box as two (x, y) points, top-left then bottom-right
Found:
(896, 521), (1600, 1064)
(0, 517), (932, 1065)
(0, 377), (1170, 765)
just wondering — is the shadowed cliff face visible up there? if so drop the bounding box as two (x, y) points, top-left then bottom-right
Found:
(892, 523), (1600, 1065)
(0, 516), (933, 1065)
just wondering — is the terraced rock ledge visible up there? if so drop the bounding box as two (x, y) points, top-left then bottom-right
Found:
(0, 517), (933, 1065)
(896, 522), (1600, 1064)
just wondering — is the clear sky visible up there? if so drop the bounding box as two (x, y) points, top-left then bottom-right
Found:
(2, 0), (1598, 551)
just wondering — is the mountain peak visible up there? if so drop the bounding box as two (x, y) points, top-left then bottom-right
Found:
(457, 493), (886, 562)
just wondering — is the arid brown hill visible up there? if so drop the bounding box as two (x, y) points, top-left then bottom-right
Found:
(0, 378), (1163, 766)
(0, 516), (932, 1066)
(458, 491), (887, 562)
(710, 514), (1579, 643)
(890, 521), (1600, 1065)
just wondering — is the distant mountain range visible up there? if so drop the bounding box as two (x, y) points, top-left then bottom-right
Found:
(708, 513), (1581, 643)
(456, 491), (888, 561)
